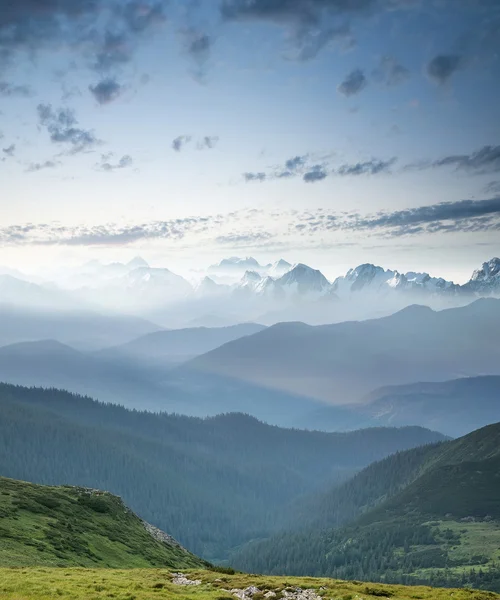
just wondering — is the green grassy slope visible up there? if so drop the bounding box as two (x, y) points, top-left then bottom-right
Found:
(232, 423), (500, 592)
(0, 477), (206, 569)
(0, 568), (498, 600)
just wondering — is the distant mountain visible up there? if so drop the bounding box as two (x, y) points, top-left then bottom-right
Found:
(358, 375), (500, 437)
(0, 275), (87, 310)
(267, 259), (292, 278)
(99, 323), (266, 366)
(0, 304), (161, 350)
(0, 336), (324, 421)
(186, 299), (500, 404)
(0, 340), (172, 409)
(464, 257), (500, 294)
(332, 263), (457, 298)
(232, 422), (500, 592)
(0, 383), (445, 560)
(0, 476), (205, 569)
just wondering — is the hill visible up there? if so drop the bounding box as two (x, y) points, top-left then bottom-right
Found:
(232, 423), (500, 592)
(0, 476), (205, 569)
(0, 383), (445, 561)
(185, 299), (500, 404)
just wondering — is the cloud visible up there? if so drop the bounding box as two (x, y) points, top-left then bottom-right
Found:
(484, 181), (500, 194)
(172, 135), (219, 151)
(431, 145), (500, 175)
(351, 197), (500, 236)
(172, 135), (192, 152)
(337, 157), (396, 175)
(244, 172), (267, 182)
(181, 28), (213, 80)
(26, 160), (60, 172)
(197, 136), (219, 150)
(303, 165), (328, 182)
(373, 56), (410, 86)
(426, 54), (464, 85)
(2, 144), (15, 157)
(37, 104), (100, 153)
(220, 0), (373, 60)
(93, 31), (133, 71)
(220, 0), (374, 22)
(0, 0), (167, 73)
(0, 82), (33, 97)
(215, 232), (273, 245)
(97, 154), (133, 172)
(89, 79), (124, 104)
(0, 215), (217, 246)
(242, 152), (395, 183)
(337, 69), (367, 96)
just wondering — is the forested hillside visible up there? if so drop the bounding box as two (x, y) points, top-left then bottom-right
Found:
(233, 423), (500, 592)
(0, 383), (444, 561)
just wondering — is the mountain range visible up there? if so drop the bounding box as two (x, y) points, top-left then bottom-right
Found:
(1, 257), (499, 327)
(0, 300), (498, 436)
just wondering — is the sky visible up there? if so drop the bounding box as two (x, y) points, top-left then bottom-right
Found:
(1, 0), (499, 282)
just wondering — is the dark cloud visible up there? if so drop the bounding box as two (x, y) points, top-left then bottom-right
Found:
(285, 155), (308, 171)
(172, 135), (219, 151)
(93, 31), (132, 71)
(427, 54), (464, 85)
(89, 78), (123, 104)
(244, 172), (267, 182)
(172, 135), (192, 152)
(0, 82), (33, 97)
(98, 154), (133, 172)
(373, 55), (410, 86)
(337, 68), (367, 96)
(352, 197), (500, 236)
(242, 152), (396, 183)
(179, 27), (213, 81)
(0, 0), (167, 77)
(26, 160), (60, 172)
(303, 165), (328, 182)
(431, 145), (500, 175)
(37, 104), (100, 153)
(484, 181), (500, 194)
(197, 136), (219, 150)
(291, 23), (355, 61)
(2, 143), (15, 157)
(220, 0), (414, 60)
(220, 0), (374, 24)
(337, 157), (396, 175)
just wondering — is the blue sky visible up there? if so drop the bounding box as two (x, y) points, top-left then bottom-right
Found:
(1, 0), (499, 281)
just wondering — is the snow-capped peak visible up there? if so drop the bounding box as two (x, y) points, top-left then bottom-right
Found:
(267, 259), (292, 278)
(467, 257), (500, 294)
(277, 263), (331, 295)
(126, 256), (149, 270)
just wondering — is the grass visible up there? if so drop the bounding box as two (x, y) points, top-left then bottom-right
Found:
(0, 477), (205, 569)
(0, 569), (498, 600)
